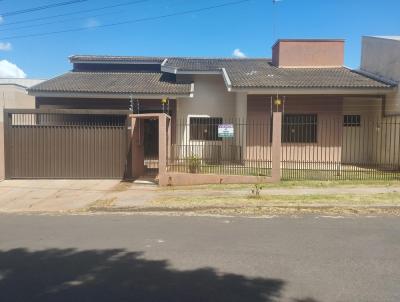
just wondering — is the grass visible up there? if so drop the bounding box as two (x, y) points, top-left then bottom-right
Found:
(161, 179), (400, 191)
(150, 192), (400, 208)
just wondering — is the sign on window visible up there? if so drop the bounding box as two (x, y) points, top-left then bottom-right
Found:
(218, 124), (234, 138)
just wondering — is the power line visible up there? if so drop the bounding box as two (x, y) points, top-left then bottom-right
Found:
(0, 0), (88, 17)
(2, 0), (253, 40)
(0, 0), (149, 27)
(0, 0), (150, 32)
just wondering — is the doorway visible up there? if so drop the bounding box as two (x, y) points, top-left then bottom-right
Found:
(143, 119), (159, 175)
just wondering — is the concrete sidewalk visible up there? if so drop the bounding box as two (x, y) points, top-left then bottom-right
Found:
(0, 180), (157, 213)
(1, 180), (400, 214)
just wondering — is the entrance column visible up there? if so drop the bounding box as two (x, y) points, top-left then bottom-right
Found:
(158, 114), (168, 175)
(131, 116), (145, 179)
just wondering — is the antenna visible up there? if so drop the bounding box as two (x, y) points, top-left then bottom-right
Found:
(272, 0), (282, 40)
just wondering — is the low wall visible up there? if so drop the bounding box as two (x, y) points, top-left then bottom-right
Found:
(159, 172), (278, 186)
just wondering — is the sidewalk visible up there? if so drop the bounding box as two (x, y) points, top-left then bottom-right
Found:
(1, 180), (400, 216)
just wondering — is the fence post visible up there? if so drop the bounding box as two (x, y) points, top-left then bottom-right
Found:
(271, 112), (282, 182)
(158, 114), (167, 176)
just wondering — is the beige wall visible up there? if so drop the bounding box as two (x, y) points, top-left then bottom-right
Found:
(175, 75), (240, 161)
(0, 84), (36, 180)
(0, 84), (36, 121)
(342, 97), (382, 164)
(361, 36), (400, 115)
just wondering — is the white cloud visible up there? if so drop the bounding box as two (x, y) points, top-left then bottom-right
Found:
(0, 16), (3, 24)
(232, 48), (247, 58)
(0, 42), (12, 51)
(84, 18), (100, 28)
(0, 60), (27, 78)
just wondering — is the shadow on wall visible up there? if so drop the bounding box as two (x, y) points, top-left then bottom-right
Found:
(0, 248), (287, 302)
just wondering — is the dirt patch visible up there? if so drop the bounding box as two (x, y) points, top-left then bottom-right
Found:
(85, 197), (117, 211)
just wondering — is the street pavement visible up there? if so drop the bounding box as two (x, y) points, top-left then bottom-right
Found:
(0, 214), (399, 302)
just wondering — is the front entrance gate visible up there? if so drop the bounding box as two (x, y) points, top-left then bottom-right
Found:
(4, 109), (131, 179)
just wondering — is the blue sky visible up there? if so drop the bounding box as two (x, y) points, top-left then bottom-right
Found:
(0, 0), (399, 78)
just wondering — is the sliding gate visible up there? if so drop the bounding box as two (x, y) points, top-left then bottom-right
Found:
(4, 109), (131, 179)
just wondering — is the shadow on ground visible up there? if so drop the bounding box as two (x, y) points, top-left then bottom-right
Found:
(0, 248), (287, 302)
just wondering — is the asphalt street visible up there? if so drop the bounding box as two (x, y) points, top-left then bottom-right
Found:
(0, 214), (399, 302)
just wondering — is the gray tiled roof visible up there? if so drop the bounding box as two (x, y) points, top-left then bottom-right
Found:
(163, 58), (393, 89)
(29, 72), (192, 95)
(39, 55), (394, 94)
(70, 55), (165, 64)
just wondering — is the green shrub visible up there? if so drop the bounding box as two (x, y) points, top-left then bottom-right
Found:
(187, 155), (201, 173)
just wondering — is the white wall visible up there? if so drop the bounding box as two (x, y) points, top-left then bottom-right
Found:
(361, 36), (400, 115)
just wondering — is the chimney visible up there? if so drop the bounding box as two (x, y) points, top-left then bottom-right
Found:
(272, 39), (345, 68)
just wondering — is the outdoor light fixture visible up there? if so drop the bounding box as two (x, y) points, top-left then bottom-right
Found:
(161, 97), (169, 113)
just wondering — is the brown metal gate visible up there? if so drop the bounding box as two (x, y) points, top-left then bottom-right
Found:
(4, 109), (131, 179)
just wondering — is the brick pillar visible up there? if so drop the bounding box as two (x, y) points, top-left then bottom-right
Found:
(158, 114), (167, 176)
(271, 112), (282, 182)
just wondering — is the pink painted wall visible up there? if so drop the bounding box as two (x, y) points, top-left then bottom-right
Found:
(272, 40), (345, 67)
(247, 95), (344, 163)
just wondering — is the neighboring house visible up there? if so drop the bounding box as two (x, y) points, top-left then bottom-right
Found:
(0, 78), (45, 179)
(3, 39), (398, 183)
(361, 36), (400, 115)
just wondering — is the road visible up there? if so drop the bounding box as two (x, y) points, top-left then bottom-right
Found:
(0, 214), (399, 302)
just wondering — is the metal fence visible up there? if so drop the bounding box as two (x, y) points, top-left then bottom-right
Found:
(168, 118), (272, 176)
(4, 109), (131, 179)
(281, 115), (400, 180)
(168, 115), (400, 180)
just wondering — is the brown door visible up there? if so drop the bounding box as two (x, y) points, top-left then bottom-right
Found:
(4, 110), (130, 179)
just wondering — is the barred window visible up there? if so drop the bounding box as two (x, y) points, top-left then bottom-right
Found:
(283, 114), (317, 143)
(344, 115), (361, 127)
(189, 117), (223, 141)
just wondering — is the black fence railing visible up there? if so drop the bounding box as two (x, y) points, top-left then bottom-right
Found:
(281, 115), (400, 180)
(168, 118), (272, 176)
(169, 115), (400, 180)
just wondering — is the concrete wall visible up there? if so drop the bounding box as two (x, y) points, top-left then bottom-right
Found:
(361, 36), (400, 115)
(0, 84), (36, 180)
(360, 37), (400, 167)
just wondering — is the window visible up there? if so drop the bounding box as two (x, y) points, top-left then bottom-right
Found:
(282, 114), (317, 143)
(344, 115), (361, 127)
(189, 117), (223, 141)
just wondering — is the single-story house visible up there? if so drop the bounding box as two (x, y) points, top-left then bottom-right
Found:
(2, 38), (399, 184)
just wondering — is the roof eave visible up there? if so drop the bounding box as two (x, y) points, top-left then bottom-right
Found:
(229, 86), (395, 95)
(28, 91), (193, 99)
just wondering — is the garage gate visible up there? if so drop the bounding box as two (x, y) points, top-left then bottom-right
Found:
(4, 109), (131, 179)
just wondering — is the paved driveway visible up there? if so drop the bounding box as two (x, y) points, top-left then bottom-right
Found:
(0, 180), (156, 212)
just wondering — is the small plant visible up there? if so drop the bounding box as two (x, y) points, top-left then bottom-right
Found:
(187, 155), (201, 173)
(250, 183), (263, 197)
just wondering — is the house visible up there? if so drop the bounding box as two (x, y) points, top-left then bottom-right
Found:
(3, 39), (399, 184)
